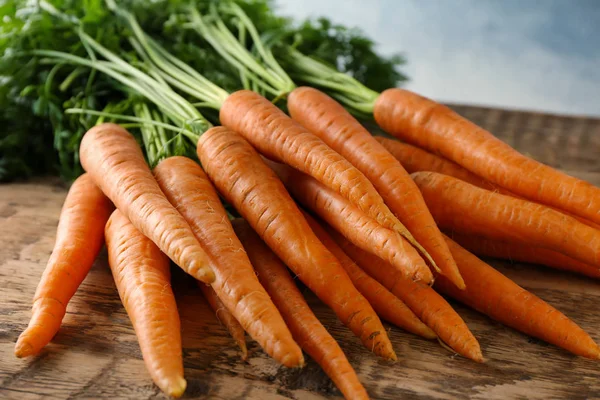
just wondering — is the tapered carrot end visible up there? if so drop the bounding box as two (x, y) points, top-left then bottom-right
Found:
(280, 351), (305, 368)
(192, 266), (216, 284)
(240, 345), (249, 361)
(445, 271), (467, 291)
(160, 376), (187, 398)
(419, 327), (438, 341)
(14, 339), (35, 358)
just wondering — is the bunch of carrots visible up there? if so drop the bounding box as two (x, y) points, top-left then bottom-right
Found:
(11, 2), (600, 399)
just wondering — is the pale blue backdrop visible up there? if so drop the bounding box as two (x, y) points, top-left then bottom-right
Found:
(276, 0), (600, 117)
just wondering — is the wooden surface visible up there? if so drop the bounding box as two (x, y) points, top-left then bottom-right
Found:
(2, 107), (600, 399)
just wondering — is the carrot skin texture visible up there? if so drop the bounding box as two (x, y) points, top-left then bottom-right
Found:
(412, 171), (600, 268)
(449, 233), (600, 279)
(328, 227), (483, 362)
(197, 127), (396, 360)
(233, 219), (370, 400)
(15, 173), (114, 358)
(79, 123), (214, 283)
(267, 159), (432, 283)
(374, 88), (600, 225)
(153, 156), (300, 367)
(303, 212), (436, 339)
(105, 210), (186, 397)
(438, 236), (600, 359)
(199, 284), (248, 360)
(288, 87), (463, 288)
(220, 90), (400, 233)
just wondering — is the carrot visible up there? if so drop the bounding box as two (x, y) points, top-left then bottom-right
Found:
(196, 126), (396, 360)
(79, 123), (215, 283)
(378, 138), (600, 232)
(14, 173), (114, 358)
(105, 209), (186, 397)
(327, 227), (483, 362)
(220, 90), (419, 246)
(412, 171), (600, 268)
(449, 233), (600, 279)
(438, 235), (600, 359)
(267, 159), (432, 283)
(375, 136), (494, 190)
(232, 219), (370, 400)
(199, 284), (248, 361)
(374, 88), (600, 225)
(303, 212), (436, 339)
(153, 156), (302, 367)
(288, 87), (462, 288)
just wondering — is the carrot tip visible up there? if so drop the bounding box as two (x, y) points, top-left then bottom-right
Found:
(193, 267), (216, 284)
(14, 340), (34, 358)
(281, 353), (305, 368)
(163, 376), (187, 398)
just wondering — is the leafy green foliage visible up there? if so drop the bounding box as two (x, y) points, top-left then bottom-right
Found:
(0, 0), (407, 181)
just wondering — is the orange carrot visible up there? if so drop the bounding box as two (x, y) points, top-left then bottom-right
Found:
(288, 87), (462, 288)
(378, 138), (600, 232)
(267, 159), (432, 283)
(79, 123), (214, 283)
(374, 88), (600, 225)
(449, 233), (600, 279)
(438, 235), (600, 359)
(15, 173), (114, 358)
(233, 219), (370, 400)
(412, 171), (600, 268)
(197, 126), (396, 360)
(199, 284), (248, 360)
(328, 227), (482, 362)
(220, 90), (423, 250)
(105, 209), (186, 397)
(375, 136), (494, 189)
(303, 212), (436, 339)
(153, 156), (301, 367)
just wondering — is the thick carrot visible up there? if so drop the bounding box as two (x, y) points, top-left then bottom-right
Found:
(374, 88), (600, 225)
(303, 212), (436, 339)
(199, 284), (248, 361)
(79, 123), (214, 283)
(197, 127), (396, 360)
(412, 171), (600, 268)
(288, 87), (462, 288)
(328, 227), (483, 362)
(449, 233), (600, 279)
(105, 209), (186, 397)
(153, 156), (301, 367)
(267, 159), (432, 283)
(15, 173), (114, 358)
(375, 136), (494, 189)
(220, 90), (410, 241)
(232, 219), (369, 400)
(439, 235), (600, 359)
(378, 138), (600, 232)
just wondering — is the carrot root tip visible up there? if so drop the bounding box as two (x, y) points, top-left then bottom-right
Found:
(163, 376), (187, 398)
(14, 340), (34, 358)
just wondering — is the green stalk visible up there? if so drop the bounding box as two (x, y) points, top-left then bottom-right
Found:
(282, 47), (380, 115)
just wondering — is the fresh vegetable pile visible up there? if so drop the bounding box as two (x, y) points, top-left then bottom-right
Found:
(6, 1), (600, 399)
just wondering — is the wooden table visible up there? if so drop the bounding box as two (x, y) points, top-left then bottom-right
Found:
(2, 106), (600, 399)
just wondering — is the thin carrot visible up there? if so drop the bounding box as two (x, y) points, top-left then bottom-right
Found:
(267, 159), (432, 283)
(220, 90), (421, 247)
(378, 138), (600, 232)
(197, 126), (396, 360)
(328, 227), (482, 362)
(374, 88), (600, 225)
(412, 171), (600, 268)
(105, 209), (186, 397)
(153, 156), (302, 367)
(449, 233), (600, 279)
(288, 87), (462, 288)
(79, 123), (214, 283)
(15, 173), (114, 358)
(438, 235), (600, 359)
(303, 212), (436, 339)
(232, 218), (369, 400)
(375, 136), (494, 190)
(199, 284), (248, 361)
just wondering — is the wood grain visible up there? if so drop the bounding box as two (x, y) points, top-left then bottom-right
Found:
(2, 107), (600, 399)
